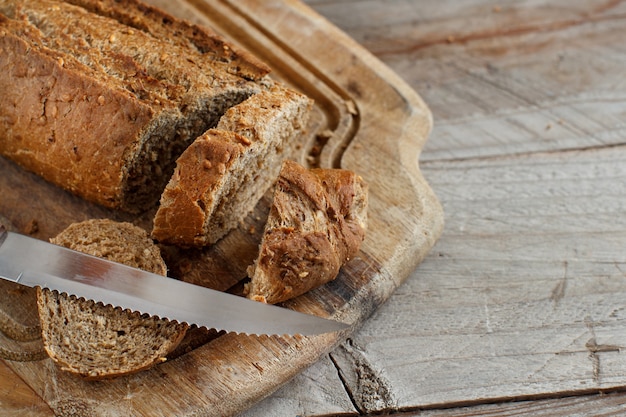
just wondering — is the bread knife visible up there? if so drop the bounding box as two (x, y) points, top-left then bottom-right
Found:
(0, 225), (347, 336)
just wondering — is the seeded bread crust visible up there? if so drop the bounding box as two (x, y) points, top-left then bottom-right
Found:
(37, 219), (188, 380)
(0, 0), (266, 212)
(246, 160), (368, 304)
(64, 0), (272, 80)
(152, 87), (313, 247)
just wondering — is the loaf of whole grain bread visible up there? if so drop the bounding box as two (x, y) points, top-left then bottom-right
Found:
(246, 160), (368, 304)
(37, 219), (188, 379)
(0, 0), (270, 212)
(152, 87), (313, 247)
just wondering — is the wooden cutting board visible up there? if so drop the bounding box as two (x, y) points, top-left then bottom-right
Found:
(0, 0), (444, 415)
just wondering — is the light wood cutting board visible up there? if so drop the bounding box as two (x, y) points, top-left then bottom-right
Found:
(0, 0), (444, 415)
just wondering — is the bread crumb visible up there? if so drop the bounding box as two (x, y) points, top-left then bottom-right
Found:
(202, 160), (212, 170)
(109, 33), (117, 43)
(57, 57), (64, 67)
(97, 95), (106, 106)
(248, 226), (256, 234)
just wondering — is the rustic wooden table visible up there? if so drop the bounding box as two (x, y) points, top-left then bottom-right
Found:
(3, 0), (626, 416)
(243, 0), (626, 415)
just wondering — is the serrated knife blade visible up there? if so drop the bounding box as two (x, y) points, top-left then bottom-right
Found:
(0, 225), (347, 336)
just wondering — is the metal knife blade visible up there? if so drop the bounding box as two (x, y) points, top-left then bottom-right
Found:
(0, 226), (347, 336)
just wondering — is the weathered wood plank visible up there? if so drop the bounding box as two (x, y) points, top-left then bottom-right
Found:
(412, 390), (626, 417)
(306, 0), (626, 161)
(237, 354), (358, 417)
(332, 146), (626, 413)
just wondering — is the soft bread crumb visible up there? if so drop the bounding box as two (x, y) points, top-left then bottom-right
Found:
(38, 219), (188, 380)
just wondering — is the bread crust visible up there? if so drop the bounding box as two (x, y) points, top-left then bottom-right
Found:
(64, 0), (272, 80)
(246, 160), (368, 304)
(152, 129), (249, 246)
(0, 20), (162, 207)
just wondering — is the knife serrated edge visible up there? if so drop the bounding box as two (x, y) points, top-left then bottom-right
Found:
(0, 228), (348, 336)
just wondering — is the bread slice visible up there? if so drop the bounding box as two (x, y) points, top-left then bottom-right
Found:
(37, 219), (188, 380)
(0, 0), (265, 212)
(152, 87), (313, 247)
(246, 160), (368, 304)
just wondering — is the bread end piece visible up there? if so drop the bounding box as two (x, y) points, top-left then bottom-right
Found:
(246, 160), (368, 304)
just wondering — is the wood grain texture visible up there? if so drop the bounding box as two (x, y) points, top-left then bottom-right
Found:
(241, 0), (626, 415)
(0, 1), (442, 416)
(339, 147), (626, 412)
(310, 0), (626, 161)
(0, 361), (53, 417)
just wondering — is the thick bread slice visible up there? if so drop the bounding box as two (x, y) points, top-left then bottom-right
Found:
(245, 160), (368, 304)
(64, 0), (271, 80)
(0, 0), (264, 212)
(152, 87), (313, 247)
(37, 219), (188, 380)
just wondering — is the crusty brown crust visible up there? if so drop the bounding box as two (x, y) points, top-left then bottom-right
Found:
(152, 129), (250, 246)
(246, 160), (368, 304)
(64, 0), (272, 80)
(0, 16), (163, 208)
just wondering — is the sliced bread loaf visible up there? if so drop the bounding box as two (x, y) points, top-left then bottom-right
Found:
(0, 0), (265, 212)
(37, 219), (188, 380)
(245, 160), (368, 304)
(152, 86), (313, 247)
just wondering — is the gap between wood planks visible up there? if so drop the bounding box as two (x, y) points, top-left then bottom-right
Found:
(420, 141), (626, 165)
